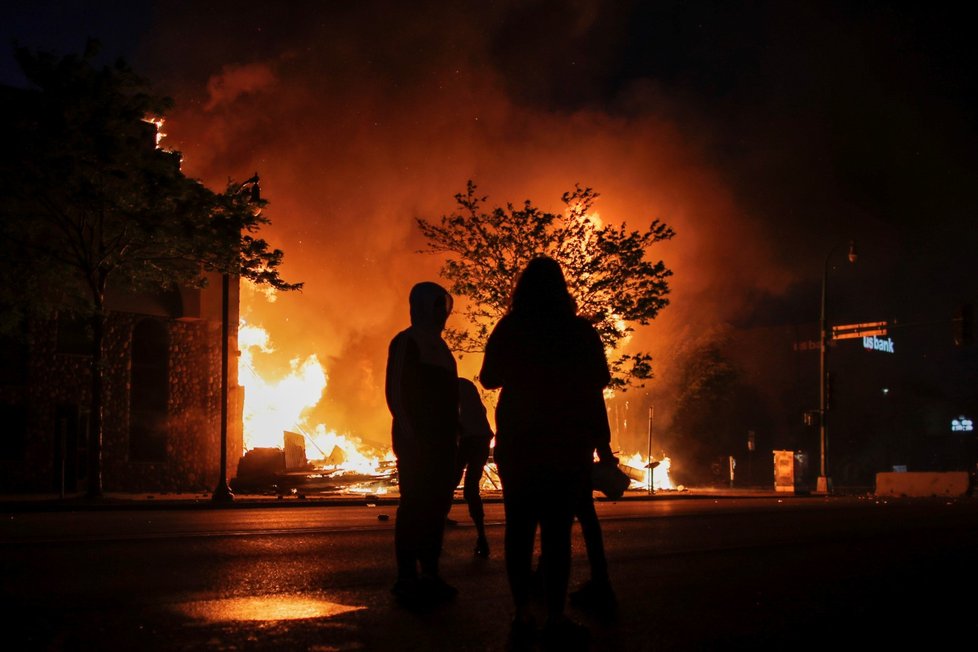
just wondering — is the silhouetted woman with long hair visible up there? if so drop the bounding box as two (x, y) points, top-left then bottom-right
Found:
(479, 256), (611, 649)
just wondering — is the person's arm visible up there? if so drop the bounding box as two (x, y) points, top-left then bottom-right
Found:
(478, 320), (507, 390)
(459, 378), (494, 439)
(585, 321), (616, 464)
(593, 391), (616, 464)
(385, 333), (419, 442)
(586, 322), (612, 389)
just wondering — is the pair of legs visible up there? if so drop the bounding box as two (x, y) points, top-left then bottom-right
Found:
(454, 436), (491, 554)
(567, 474), (617, 619)
(533, 475), (612, 601)
(394, 457), (456, 584)
(499, 462), (587, 629)
(574, 473), (609, 585)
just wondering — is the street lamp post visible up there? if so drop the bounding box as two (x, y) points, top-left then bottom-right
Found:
(212, 175), (260, 504)
(211, 270), (235, 503)
(817, 239), (857, 494)
(646, 405), (655, 494)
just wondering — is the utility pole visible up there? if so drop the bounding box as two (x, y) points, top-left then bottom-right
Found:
(646, 405), (655, 494)
(211, 270), (234, 503)
(817, 239), (857, 495)
(748, 430), (755, 487)
(212, 175), (260, 503)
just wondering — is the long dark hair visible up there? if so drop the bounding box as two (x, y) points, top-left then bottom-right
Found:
(509, 256), (576, 321)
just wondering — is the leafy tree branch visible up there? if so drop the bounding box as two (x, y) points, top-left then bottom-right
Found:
(418, 180), (675, 390)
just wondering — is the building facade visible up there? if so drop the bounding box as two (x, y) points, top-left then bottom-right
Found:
(0, 277), (243, 494)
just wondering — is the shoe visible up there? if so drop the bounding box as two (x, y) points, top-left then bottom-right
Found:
(569, 579), (618, 618)
(445, 517), (459, 527)
(541, 616), (589, 651)
(506, 615), (536, 651)
(391, 578), (428, 608)
(474, 536), (490, 558)
(419, 574), (458, 602)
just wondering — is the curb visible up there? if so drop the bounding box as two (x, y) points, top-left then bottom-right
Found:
(0, 487), (833, 513)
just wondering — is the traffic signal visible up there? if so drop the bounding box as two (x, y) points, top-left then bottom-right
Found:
(954, 303), (974, 347)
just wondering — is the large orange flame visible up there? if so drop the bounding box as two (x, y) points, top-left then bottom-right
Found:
(238, 320), (393, 477)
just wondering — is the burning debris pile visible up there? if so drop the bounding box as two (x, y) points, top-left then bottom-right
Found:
(233, 318), (674, 497)
(232, 430), (396, 496)
(618, 453), (676, 492)
(231, 429), (673, 497)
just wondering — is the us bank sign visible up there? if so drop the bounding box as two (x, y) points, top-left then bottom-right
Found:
(863, 335), (895, 353)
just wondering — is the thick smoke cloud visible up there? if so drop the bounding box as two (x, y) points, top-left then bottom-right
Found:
(135, 1), (794, 451)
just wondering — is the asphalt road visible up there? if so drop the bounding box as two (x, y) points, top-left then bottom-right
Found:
(2, 494), (977, 651)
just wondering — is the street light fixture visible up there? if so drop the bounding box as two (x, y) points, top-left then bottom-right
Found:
(817, 239), (857, 494)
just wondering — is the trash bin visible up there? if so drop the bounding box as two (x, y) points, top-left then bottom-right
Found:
(773, 450), (810, 494)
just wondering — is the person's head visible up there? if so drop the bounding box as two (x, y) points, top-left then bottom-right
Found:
(510, 256), (575, 319)
(409, 281), (453, 334)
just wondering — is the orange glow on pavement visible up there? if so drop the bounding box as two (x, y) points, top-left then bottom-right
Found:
(175, 594), (365, 622)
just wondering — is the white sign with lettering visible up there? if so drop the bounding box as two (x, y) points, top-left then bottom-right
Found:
(863, 335), (894, 353)
(951, 416), (973, 432)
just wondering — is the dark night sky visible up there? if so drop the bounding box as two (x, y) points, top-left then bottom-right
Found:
(3, 1), (976, 448)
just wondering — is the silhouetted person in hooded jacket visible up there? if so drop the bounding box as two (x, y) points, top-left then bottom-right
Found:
(480, 256), (610, 649)
(385, 281), (459, 607)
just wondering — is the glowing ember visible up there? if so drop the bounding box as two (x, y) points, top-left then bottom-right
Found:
(142, 116), (166, 148)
